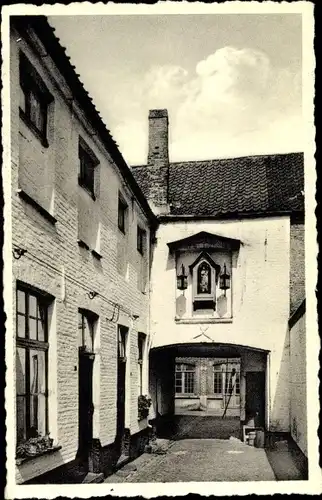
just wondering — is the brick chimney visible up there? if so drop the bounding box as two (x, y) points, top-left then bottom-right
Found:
(146, 109), (170, 214)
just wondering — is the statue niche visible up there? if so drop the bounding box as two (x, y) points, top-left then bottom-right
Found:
(197, 262), (211, 294)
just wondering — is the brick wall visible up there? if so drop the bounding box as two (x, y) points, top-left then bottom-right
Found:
(145, 109), (169, 213)
(10, 27), (152, 483)
(290, 305), (307, 457)
(290, 223), (305, 312)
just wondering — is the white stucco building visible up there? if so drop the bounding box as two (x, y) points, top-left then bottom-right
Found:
(132, 109), (306, 452)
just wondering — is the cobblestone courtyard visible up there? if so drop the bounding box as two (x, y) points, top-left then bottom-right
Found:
(105, 437), (305, 483)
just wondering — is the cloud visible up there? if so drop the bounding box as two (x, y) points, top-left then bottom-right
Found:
(108, 47), (302, 164)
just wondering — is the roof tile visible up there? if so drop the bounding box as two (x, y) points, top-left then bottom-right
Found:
(132, 152), (304, 217)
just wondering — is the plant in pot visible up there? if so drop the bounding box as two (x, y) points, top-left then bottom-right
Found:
(138, 394), (152, 421)
(16, 429), (54, 460)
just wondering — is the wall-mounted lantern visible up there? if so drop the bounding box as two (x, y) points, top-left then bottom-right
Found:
(177, 263), (188, 291)
(219, 263), (231, 295)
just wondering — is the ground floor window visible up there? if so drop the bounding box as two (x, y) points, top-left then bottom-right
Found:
(16, 284), (51, 444)
(175, 363), (195, 394)
(213, 362), (240, 397)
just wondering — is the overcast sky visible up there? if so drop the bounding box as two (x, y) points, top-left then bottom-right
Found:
(48, 14), (302, 165)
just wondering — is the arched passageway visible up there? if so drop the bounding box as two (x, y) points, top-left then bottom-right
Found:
(149, 343), (269, 441)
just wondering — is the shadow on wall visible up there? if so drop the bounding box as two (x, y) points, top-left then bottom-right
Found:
(216, 294), (227, 317)
(176, 293), (187, 317)
(270, 327), (291, 432)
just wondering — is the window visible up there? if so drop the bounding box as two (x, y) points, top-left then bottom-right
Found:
(118, 326), (127, 360)
(78, 138), (99, 199)
(175, 363), (195, 395)
(137, 226), (146, 255)
(118, 197), (128, 234)
(213, 366), (223, 396)
(213, 363), (240, 397)
(19, 52), (52, 146)
(16, 285), (51, 444)
(138, 333), (146, 396)
(78, 310), (97, 352)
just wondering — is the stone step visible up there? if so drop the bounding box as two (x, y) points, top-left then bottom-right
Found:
(82, 472), (104, 484)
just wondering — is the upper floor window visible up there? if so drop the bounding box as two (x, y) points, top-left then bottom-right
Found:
(175, 363), (195, 395)
(19, 52), (53, 147)
(16, 284), (52, 445)
(137, 226), (146, 255)
(78, 137), (99, 199)
(118, 196), (128, 234)
(78, 309), (97, 353)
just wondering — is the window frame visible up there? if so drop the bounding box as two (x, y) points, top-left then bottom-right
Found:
(78, 137), (99, 200)
(213, 363), (240, 398)
(137, 225), (146, 255)
(19, 51), (53, 147)
(175, 363), (195, 395)
(16, 284), (51, 445)
(118, 196), (128, 234)
(78, 308), (97, 353)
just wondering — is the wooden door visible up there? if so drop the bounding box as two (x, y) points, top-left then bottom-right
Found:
(78, 350), (94, 465)
(116, 358), (126, 441)
(246, 372), (266, 426)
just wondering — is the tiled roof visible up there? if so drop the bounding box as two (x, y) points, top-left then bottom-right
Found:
(132, 152), (304, 217)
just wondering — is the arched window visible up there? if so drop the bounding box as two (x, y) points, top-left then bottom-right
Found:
(197, 261), (211, 294)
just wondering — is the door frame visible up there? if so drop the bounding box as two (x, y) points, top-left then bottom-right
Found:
(77, 347), (95, 466)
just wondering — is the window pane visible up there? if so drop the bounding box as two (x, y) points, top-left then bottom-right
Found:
(29, 317), (37, 340)
(19, 86), (26, 112)
(214, 371), (222, 395)
(84, 316), (93, 350)
(37, 319), (44, 341)
(16, 396), (26, 443)
(30, 350), (46, 394)
(78, 312), (83, 347)
(29, 350), (46, 438)
(29, 295), (37, 317)
(29, 91), (42, 130)
(184, 372), (194, 394)
(175, 372), (182, 393)
(17, 290), (25, 314)
(16, 347), (26, 395)
(37, 393), (47, 436)
(17, 314), (26, 338)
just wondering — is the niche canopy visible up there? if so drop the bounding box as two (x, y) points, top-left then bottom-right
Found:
(167, 231), (241, 253)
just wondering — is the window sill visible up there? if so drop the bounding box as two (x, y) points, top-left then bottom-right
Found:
(175, 317), (233, 325)
(118, 226), (126, 236)
(91, 249), (102, 260)
(17, 189), (57, 225)
(175, 395), (198, 399)
(77, 239), (90, 251)
(19, 108), (49, 148)
(78, 178), (96, 201)
(16, 445), (62, 466)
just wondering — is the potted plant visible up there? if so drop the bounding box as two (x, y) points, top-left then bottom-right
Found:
(138, 394), (152, 421)
(16, 432), (54, 460)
